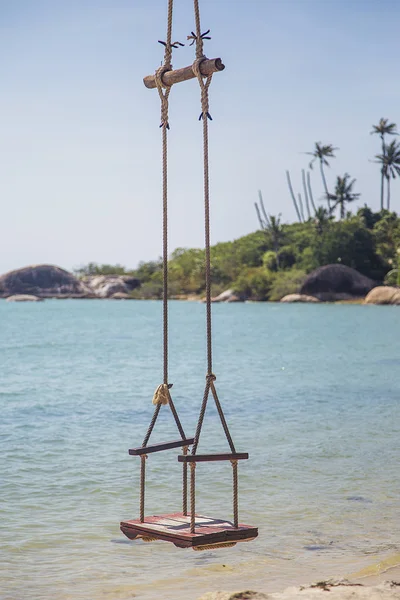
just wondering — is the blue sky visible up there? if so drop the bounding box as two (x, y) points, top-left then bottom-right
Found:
(1, 0), (400, 274)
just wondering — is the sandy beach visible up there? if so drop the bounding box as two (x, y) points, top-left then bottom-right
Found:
(196, 561), (400, 600)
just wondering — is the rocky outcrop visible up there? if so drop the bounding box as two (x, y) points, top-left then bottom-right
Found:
(82, 275), (140, 298)
(280, 294), (319, 303)
(5, 294), (43, 302)
(0, 265), (90, 298)
(364, 286), (400, 305)
(300, 264), (377, 301)
(0, 266), (142, 299)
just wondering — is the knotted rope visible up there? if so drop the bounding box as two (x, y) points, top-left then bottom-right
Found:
(138, 0), (188, 522)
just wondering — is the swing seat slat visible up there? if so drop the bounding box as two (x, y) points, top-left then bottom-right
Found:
(120, 512), (258, 549)
(129, 438), (195, 455)
(178, 452), (248, 462)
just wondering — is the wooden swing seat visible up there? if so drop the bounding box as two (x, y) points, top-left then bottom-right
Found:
(120, 512), (258, 549)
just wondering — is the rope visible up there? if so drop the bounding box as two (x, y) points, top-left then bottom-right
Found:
(154, 0), (184, 381)
(190, 0), (213, 379)
(189, 2), (243, 539)
(191, 375), (213, 455)
(210, 380), (236, 453)
(142, 403), (161, 447)
(140, 454), (147, 522)
(231, 460), (238, 528)
(182, 446), (188, 515)
(136, 1), (185, 525)
(190, 462), (196, 533)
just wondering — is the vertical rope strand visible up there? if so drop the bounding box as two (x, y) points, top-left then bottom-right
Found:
(191, 0), (213, 377)
(202, 108), (213, 376)
(166, 0), (173, 50)
(182, 445), (188, 515)
(193, 0), (203, 58)
(162, 124), (169, 385)
(231, 460), (238, 528)
(190, 462), (196, 533)
(140, 455), (147, 522)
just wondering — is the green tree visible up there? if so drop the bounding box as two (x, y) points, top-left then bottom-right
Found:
(372, 210), (400, 266)
(233, 267), (274, 300)
(328, 174), (361, 219)
(268, 269), (307, 301)
(375, 139), (400, 211)
(315, 218), (385, 279)
(371, 118), (398, 210)
(306, 142), (338, 212)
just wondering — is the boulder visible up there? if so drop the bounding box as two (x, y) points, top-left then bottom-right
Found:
(83, 275), (140, 298)
(111, 292), (131, 300)
(280, 294), (319, 303)
(0, 265), (89, 298)
(300, 264), (377, 301)
(6, 294), (43, 302)
(364, 286), (400, 305)
(211, 289), (243, 303)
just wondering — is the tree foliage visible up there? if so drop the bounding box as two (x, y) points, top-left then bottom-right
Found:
(76, 209), (399, 301)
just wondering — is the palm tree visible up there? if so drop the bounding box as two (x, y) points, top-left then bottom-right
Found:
(371, 118), (398, 210)
(314, 206), (333, 236)
(375, 139), (400, 210)
(254, 192), (284, 268)
(327, 174), (360, 219)
(306, 142), (338, 212)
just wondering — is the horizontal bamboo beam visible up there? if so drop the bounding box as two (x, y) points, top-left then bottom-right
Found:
(143, 57), (225, 89)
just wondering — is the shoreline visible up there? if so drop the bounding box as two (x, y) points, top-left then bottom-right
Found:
(122, 552), (400, 600)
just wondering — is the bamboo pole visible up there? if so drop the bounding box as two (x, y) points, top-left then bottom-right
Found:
(143, 58), (225, 89)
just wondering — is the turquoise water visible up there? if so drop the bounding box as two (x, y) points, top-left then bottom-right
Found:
(1, 300), (399, 600)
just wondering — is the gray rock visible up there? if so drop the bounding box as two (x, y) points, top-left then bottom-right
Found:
(280, 294), (319, 303)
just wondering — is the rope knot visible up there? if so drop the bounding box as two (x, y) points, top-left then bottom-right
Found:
(206, 373), (216, 382)
(187, 29), (211, 59)
(158, 39), (184, 69)
(152, 383), (171, 406)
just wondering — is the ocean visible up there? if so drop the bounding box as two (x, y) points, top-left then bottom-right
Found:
(1, 299), (399, 600)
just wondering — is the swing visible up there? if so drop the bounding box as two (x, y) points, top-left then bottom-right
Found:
(120, 0), (258, 551)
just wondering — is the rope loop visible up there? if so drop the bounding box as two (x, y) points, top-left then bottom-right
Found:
(155, 66), (172, 129)
(192, 58), (213, 121)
